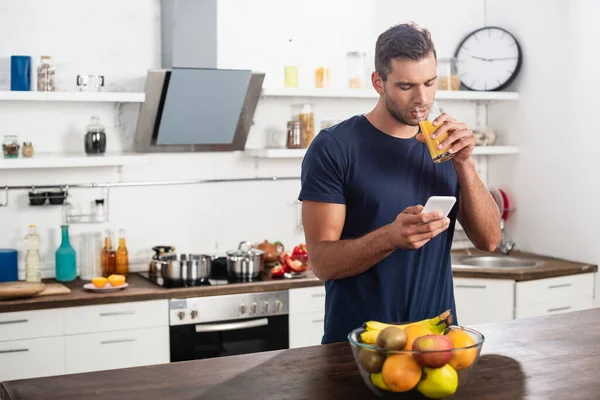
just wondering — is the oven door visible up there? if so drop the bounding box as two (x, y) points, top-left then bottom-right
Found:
(170, 315), (289, 362)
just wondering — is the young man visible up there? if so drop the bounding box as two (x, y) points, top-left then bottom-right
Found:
(298, 22), (501, 344)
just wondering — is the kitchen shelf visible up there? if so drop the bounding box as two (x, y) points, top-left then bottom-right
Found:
(0, 91), (145, 103)
(260, 88), (519, 101)
(245, 146), (519, 159)
(0, 153), (149, 170)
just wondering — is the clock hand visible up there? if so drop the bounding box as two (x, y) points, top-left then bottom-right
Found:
(471, 55), (492, 62)
(487, 57), (519, 61)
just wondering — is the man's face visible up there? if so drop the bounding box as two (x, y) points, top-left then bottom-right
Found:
(377, 52), (437, 126)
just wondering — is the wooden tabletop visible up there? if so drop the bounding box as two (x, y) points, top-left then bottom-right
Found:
(3, 307), (600, 399)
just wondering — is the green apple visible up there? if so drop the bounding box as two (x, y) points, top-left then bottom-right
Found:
(417, 364), (458, 399)
(370, 373), (390, 391)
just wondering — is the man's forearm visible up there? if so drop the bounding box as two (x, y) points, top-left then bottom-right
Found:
(455, 159), (501, 251)
(310, 225), (395, 281)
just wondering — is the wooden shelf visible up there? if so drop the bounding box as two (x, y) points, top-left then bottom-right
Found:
(0, 91), (145, 103)
(245, 146), (519, 159)
(0, 153), (149, 170)
(261, 88), (519, 101)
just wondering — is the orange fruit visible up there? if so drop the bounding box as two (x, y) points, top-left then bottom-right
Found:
(92, 277), (108, 288)
(403, 325), (433, 350)
(446, 328), (477, 370)
(381, 353), (422, 392)
(108, 274), (126, 287)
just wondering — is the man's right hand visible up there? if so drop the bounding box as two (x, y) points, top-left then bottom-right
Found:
(388, 205), (451, 250)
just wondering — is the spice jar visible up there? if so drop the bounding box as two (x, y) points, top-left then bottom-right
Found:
(37, 56), (56, 92)
(22, 142), (33, 158)
(437, 58), (460, 90)
(346, 51), (367, 88)
(286, 121), (303, 149)
(292, 103), (315, 147)
(84, 116), (107, 155)
(2, 135), (20, 158)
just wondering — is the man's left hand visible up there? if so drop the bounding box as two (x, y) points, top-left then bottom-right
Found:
(416, 113), (476, 165)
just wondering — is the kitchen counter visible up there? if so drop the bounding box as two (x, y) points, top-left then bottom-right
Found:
(0, 272), (323, 313)
(451, 249), (597, 281)
(3, 307), (600, 399)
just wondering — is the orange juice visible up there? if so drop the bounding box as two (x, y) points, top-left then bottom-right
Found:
(418, 120), (454, 163)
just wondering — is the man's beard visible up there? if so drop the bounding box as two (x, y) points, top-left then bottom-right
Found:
(383, 89), (419, 127)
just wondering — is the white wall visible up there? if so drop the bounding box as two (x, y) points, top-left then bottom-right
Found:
(0, 0), (512, 278)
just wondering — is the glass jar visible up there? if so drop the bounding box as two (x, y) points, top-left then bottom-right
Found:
(437, 58), (460, 91)
(84, 116), (107, 154)
(284, 39), (298, 88)
(37, 56), (56, 92)
(292, 103), (315, 147)
(346, 51), (367, 88)
(286, 121), (303, 149)
(22, 142), (33, 158)
(315, 66), (330, 88)
(2, 135), (19, 158)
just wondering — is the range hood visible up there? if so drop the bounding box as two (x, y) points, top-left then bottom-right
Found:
(132, 68), (264, 153)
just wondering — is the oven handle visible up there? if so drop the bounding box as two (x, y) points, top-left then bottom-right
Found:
(194, 318), (269, 333)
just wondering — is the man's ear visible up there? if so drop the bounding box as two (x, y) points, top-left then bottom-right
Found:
(372, 71), (385, 95)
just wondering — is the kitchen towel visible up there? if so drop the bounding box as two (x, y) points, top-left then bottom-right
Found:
(0, 249), (18, 282)
(10, 55), (31, 91)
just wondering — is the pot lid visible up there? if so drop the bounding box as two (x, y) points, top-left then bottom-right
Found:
(86, 116), (105, 133)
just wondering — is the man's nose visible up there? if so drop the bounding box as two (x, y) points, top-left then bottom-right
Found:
(413, 86), (430, 104)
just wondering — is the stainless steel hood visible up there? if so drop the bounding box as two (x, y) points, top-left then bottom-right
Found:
(132, 68), (264, 153)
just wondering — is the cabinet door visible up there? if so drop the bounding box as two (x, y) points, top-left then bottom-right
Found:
(65, 326), (169, 374)
(0, 337), (65, 382)
(516, 298), (594, 319)
(0, 309), (64, 342)
(289, 311), (325, 349)
(289, 286), (325, 315)
(516, 273), (594, 308)
(453, 278), (515, 326)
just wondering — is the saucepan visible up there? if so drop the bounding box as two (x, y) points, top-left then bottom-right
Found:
(160, 253), (213, 285)
(226, 241), (264, 280)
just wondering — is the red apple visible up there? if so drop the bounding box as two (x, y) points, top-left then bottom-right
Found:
(412, 334), (453, 368)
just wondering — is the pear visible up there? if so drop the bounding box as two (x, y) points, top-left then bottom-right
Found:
(417, 364), (458, 399)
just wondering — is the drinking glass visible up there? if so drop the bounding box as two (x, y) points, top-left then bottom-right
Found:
(416, 101), (455, 163)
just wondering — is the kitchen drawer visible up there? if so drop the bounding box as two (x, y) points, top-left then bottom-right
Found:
(65, 326), (169, 374)
(0, 336), (65, 382)
(63, 300), (168, 335)
(516, 273), (594, 308)
(289, 286), (326, 315)
(0, 309), (64, 342)
(289, 311), (324, 349)
(453, 278), (515, 326)
(516, 297), (594, 319)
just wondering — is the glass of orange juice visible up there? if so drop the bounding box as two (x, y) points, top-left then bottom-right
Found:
(416, 101), (455, 163)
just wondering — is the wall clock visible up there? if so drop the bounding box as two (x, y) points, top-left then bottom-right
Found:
(454, 26), (522, 91)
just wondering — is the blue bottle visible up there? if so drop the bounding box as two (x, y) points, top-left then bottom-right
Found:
(55, 225), (77, 282)
(10, 56), (31, 91)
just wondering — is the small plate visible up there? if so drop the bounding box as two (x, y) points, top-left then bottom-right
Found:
(83, 282), (129, 293)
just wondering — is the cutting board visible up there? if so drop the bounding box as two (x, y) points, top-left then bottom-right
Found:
(0, 282), (71, 300)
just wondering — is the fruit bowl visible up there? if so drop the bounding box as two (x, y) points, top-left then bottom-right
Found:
(348, 321), (484, 399)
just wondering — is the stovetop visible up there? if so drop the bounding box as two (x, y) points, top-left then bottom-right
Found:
(138, 272), (263, 289)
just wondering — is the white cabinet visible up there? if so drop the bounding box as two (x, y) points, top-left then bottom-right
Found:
(65, 326), (169, 374)
(0, 337), (65, 382)
(453, 278), (515, 326)
(289, 286), (325, 348)
(0, 309), (64, 341)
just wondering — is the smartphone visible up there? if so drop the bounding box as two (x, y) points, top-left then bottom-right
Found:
(422, 196), (457, 218)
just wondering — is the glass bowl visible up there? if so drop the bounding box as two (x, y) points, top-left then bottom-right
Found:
(348, 325), (484, 399)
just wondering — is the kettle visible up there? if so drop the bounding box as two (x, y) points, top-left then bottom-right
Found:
(255, 240), (284, 264)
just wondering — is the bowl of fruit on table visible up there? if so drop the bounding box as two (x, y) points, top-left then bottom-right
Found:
(348, 310), (484, 399)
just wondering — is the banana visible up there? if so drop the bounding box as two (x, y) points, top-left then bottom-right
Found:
(361, 309), (454, 337)
(360, 329), (379, 344)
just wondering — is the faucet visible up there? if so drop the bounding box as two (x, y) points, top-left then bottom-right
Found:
(499, 219), (515, 255)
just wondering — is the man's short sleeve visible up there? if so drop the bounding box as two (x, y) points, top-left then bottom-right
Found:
(298, 131), (346, 204)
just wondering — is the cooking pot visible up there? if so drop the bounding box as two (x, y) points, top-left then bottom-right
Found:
(148, 245), (176, 278)
(160, 253), (212, 285)
(226, 241), (264, 280)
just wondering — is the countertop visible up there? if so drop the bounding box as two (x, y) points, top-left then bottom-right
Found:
(0, 271), (323, 313)
(3, 307), (600, 399)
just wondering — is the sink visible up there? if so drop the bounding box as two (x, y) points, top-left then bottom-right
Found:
(454, 256), (544, 269)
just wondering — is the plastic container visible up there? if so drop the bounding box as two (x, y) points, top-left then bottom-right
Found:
(347, 51), (367, 88)
(25, 225), (42, 283)
(55, 225), (77, 282)
(0, 249), (18, 282)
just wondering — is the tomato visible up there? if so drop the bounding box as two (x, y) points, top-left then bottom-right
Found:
(270, 265), (285, 278)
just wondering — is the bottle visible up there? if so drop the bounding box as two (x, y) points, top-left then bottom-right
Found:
(101, 230), (116, 277)
(24, 225), (42, 283)
(284, 39), (298, 88)
(55, 225), (77, 282)
(116, 229), (129, 275)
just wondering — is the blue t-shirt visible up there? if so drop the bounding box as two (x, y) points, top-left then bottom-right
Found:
(298, 114), (460, 344)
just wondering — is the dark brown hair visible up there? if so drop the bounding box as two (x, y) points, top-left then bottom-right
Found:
(375, 22), (436, 81)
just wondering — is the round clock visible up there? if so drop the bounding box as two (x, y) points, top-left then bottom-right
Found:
(454, 26), (522, 91)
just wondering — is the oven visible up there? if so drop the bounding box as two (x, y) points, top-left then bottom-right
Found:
(168, 290), (289, 362)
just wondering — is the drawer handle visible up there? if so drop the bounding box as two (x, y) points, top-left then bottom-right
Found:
(0, 319), (28, 326)
(548, 283), (572, 289)
(311, 293), (325, 298)
(0, 348), (29, 354)
(455, 285), (487, 289)
(312, 319), (324, 323)
(195, 318), (268, 333)
(99, 311), (135, 317)
(548, 306), (571, 313)
(100, 339), (137, 345)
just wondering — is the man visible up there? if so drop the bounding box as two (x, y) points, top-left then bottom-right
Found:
(298, 22), (501, 344)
